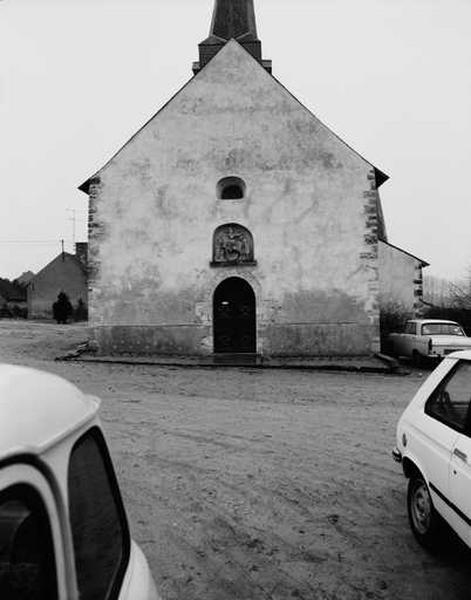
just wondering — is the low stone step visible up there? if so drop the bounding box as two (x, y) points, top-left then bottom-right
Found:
(211, 353), (261, 365)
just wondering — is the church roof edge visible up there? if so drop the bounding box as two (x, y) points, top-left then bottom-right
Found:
(78, 71), (199, 195)
(267, 68), (390, 187)
(380, 239), (429, 267)
(79, 40), (389, 194)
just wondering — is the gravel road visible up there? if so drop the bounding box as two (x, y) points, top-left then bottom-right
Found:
(1, 320), (469, 599)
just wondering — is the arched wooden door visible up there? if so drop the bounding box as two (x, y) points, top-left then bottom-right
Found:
(213, 277), (256, 353)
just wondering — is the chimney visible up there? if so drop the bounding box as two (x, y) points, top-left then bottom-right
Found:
(75, 242), (88, 268)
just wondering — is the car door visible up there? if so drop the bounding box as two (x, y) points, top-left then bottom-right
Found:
(393, 321), (412, 356)
(450, 405), (471, 546)
(401, 321), (418, 357)
(424, 359), (471, 545)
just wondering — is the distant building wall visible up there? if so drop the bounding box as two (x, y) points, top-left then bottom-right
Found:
(378, 240), (426, 346)
(27, 253), (87, 320)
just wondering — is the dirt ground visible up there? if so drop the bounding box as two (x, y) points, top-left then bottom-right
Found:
(1, 320), (470, 600)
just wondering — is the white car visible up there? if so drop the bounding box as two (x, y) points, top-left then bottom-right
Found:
(0, 364), (160, 600)
(388, 319), (471, 363)
(393, 351), (471, 549)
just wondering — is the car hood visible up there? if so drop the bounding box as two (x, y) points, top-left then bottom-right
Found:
(430, 335), (471, 346)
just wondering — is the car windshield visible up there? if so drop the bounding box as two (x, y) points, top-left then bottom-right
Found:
(68, 427), (129, 600)
(421, 323), (465, 336)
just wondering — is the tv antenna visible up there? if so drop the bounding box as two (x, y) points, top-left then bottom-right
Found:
(66, 208), (76, 247)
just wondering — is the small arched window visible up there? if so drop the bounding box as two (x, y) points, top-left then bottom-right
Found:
(217, 177), (246, 200)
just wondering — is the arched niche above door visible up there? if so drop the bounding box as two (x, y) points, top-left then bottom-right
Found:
(211, 223), (257, 267)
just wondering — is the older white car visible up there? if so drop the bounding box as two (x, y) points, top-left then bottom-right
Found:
(0, 364), (159, 600)
(393, 351), (471, 549)
(388, 319), (471, 363)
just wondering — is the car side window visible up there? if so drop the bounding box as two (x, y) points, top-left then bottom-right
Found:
(405, 322), (415, 334)
(0, 483), (58, 600)
(68, 427), (130, 600)
(425, 361), (471, 433)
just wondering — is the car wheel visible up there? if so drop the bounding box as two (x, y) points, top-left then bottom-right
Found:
(407, 474), (440, 549)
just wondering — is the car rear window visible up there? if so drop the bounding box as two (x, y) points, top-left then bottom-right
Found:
(68, 427), (130, 600)
(426, 360), (471, 432)
(0, 483), (57, 600)
(421, 323), (464, 336)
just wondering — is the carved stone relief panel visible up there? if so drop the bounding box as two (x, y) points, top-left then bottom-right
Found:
(212, 224), (255, 266)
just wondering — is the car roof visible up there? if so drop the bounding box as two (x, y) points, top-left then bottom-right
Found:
(410, 319), (460, 325)
(0, 364), (99, 459)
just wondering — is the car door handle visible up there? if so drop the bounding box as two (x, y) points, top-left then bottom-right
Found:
(453, 448), (468, 463)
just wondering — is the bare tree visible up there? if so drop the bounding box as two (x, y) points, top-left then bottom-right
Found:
(422, 269), (471, 335)
(448, 271), (471, 309)
(422, 274), (454, 307)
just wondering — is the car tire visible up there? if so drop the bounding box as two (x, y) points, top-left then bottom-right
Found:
(407, 474), (440, 549)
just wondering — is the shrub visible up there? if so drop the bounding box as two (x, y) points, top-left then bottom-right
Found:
(11, 304), (27, 319)
(52, 292), (73, 324)
(380, 302), (412, 353)
(74, 298), (88, 322)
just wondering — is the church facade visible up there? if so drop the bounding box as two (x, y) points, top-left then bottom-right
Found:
(80, 0), (426, 357)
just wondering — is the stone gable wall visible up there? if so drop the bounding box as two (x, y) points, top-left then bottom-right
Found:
(88, 41), (382, 356)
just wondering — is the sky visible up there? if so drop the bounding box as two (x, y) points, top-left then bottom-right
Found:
(1, 0), (470, 281)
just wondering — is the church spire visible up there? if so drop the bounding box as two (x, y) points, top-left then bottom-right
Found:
(193, 0), (271, 75)
(210, 0), (258, 41)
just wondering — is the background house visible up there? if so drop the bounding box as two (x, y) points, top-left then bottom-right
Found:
(0, 278), (27, 318)
(27, 243), (88, 320)
(15, 271), (35, 287)
(378, 240), (429, 346)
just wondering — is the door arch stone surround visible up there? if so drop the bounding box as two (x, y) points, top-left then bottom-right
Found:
(196, 270), (263, 354)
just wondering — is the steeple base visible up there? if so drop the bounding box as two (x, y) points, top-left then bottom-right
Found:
(193, 0), (271, 75)
(193, 51), (272, 75)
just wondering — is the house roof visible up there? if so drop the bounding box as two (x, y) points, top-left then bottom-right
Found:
(30, 252), (86, 283)
(79, 39), (389, 194)
(379, 239), (429, 267)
